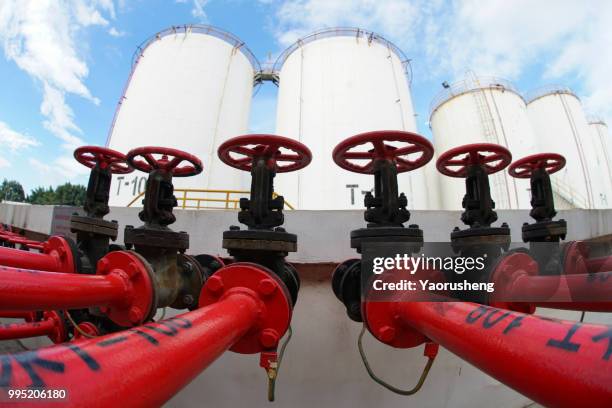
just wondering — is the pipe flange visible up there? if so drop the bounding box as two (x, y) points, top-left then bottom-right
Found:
(350, 227), (423, 253)
(487, 249), (538, 313)
(44, 236), (79, 273)
(70, 215), (119, 240)
(560, 241), (589, 275)
(364, 300), (428, 348)
(96, 250), (157, 327)
(451, 226), (511, 252)
(331, 259), (362, 321)
(124, 226), (189, 250)
(198, 262), (292, 354)
(222, 229), (297, 252)
(45, 311), (68, 344)
(171, 254), (205, 310)
(73, 322), (100, 340)
(522, 220), (567, 242)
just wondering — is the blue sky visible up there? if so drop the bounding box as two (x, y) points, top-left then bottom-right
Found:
(0, 0), (610, 193)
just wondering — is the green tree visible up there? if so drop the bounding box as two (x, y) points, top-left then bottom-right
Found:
(0, 179), (26, 202)
(26, 186), (56, 205)
(27, 183), (86, 206)
(54, 183), (86, 206)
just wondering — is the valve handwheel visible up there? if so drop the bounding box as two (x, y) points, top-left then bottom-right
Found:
(127, 146), (203, 177)
(218, 134), (312, 173)
(508, 153), (566, 178)
(436, 143), (512, 177)
(74, 146), (133, 174)
(332, 131), (434, 174)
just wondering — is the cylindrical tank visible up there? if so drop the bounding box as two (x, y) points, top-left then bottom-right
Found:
(106, 25), (258, 206)
(526, 87), (598, 209)
(587, 117), (612, 207)
(429, 76), (537, 211)
(273, 28), (433, 210)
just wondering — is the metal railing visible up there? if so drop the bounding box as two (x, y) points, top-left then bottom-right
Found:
(429, 76), (521, 118)
(586, 115), (607, 126)
(126, 189), (295, 210)
(524, 85), (577, 104)
(131, 24), (260, 71)
(272, 27), (412, 85)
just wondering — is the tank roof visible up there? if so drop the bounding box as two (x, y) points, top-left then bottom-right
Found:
(272, 27), (412, 84)
(586, 115), (607, 126)
(429, 76), (522, 119)
(131, 24), (260, 71)
(525, 85), (579, 104)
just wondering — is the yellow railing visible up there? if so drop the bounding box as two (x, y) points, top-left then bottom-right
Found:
(126, 189), (295, 210)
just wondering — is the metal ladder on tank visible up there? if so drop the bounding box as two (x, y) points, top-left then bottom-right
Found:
(550, 178), (589, 209)
(471, 76), (511, 208)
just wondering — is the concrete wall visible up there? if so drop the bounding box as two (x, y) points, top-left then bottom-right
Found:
(3, 203), (609, 263)
(1, 202), (611, 408)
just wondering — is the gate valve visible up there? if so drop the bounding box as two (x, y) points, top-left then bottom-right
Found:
(124, 147), (206, 312)
(127, 146), (202, 228)
(333, 130), (434, 232)
(437, 143), (512, 301)
(331, 131), (434, 322)
(71, 146), (134, 274)
(215, 135), (312, 306)
(218, 134), (311, 229)
(74, 146), (133, 219)
(508, 153), (570, 276)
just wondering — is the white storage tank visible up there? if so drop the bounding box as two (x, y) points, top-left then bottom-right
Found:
(273, 28), (433, 210)
(526, 87), (599, 208)
(587, 117), (612, 207)
(106, 25), (258, 207)
(429, 76), (537, 211)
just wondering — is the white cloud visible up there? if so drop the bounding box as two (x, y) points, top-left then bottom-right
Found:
(0, 121), (39, 169)
(0, 121), (39, 152)
(0, 1), (115, 149)
(40, 83), (85, 149)
(0, 0), (115, 185)
(29, 156), (89, 187)
(191, 0), (208, 20)
(272, 0), (421, 46)
(176, 0), (209, 21)
(108, 27), (125, 37)
(268, 0), (612, 119)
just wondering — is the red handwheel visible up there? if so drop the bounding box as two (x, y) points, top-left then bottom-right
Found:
(218, 134), (312, 173)
(437, 143), (512, 178)
(332, 130), (434, 174)
(508, 153), (566, 178)
(74, 146), (133, 174)
(127, 147), (203, 177)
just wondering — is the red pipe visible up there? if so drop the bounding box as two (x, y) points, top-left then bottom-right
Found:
(535, 302), (612, 312)
(0, 250), (155, 327)
(0, 247), (61, 271)
(507, 272), (612, 304)
(0, 236), (75, 273)
(377, 302), (612, 408)
(0, 265), (130, 311)
(0, 311), (33, 319)
(0, 311), (65, 342)
(0, 319), (55, 340)
(0, 290), (264, 407)
(587, 256), (612, 274)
